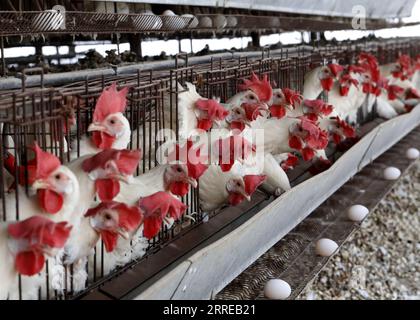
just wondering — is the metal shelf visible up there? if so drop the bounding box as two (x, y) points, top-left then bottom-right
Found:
(0, 11), (416, 37)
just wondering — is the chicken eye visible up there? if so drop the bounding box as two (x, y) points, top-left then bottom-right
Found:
(109, 119), (116, 125)
(104, 213), (112, 220)
(176, 167), (182, 173)
(55, 174), (61, 180)
(236, 182), (241, 187)
(249, 95), (255, 100)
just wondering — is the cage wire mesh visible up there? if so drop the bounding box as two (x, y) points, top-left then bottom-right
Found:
(0, 39), (419, 299)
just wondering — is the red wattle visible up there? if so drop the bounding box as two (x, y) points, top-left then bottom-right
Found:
(320, 78), (334, 91)
(169, 181), (190, 197)
(95, 179), (120, 201)
(269, 105), (286, 119)
(100, 230), (119, 252)
(197, 118), (213, 131)
(340, 86), (350, 96)
(228, 193), (245, 206)
(289, 136), (303, 150)
(230, 121), (245, 132)
(332, 133), (342, 144)
(143, 215), (163, 240)
(37, 189), (64, 214)
(302, 148), (315, 161)
(15, 251), (45, 276)
(91, 131), (116, 149)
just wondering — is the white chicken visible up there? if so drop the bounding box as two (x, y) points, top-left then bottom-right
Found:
(199, 164), (266, 212)
(302, 63), (344, 100)
(55, 148), (140, 294)
(1, 143), (80, 224)
(71, 83), (131, 159)
(63, 201), (143, 292)
(245, 116), (329, 162)
(176, 82), (229, 139)
(0, 216), (72, 300)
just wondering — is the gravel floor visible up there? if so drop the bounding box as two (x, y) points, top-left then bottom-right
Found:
(297, 161), (420, 300)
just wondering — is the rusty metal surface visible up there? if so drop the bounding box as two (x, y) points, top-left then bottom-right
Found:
(216, 126), (420, 300)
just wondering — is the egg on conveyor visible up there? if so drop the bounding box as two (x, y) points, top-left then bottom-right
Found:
(212, 14), (227, 29)
(182, 14), (199, 28)
(264, 279), (291, 300)
(198, 16), (213, 28)
(347, 204), (369, 222)
(133, 10), (162, 31)
(406, 148), (419, 160)
(162, 10), (185, 30)
(32, 9), (65, 31)
(315, 238), (338, 257)
(226, 16), (238, 28)
(383, 167), (401, 180)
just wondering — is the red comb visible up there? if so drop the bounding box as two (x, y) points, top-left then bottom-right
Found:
(303, 99), (333, 116)
(239, 72), (273, 102)
(8, 216), (72, 276)
(348, 65), (367, 74)
(282, 88), (303, 107)
(241, 102), (267, 121)
(139, 191), (187, 239)
(29, 142), (61, 184)
(328, 64), (344, 77)
(93, 83), (129, 122)
(82, 149), (141, 174)
(85, 201), (143, 252)
(387, 85), (405, 101)
(167, 140), (208, 180)
(243, 175), (266, 195)
(195, 99), (229, 121)
(8, 216), (72, 248)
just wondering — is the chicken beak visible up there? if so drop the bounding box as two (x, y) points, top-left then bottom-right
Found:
(88, 122), (107, 133)
(186, 177), (198, 188)
(31, 179), (50, 191)
(285, 104), (294, 111)
(259, 102), (269, 111)
(239, 189), (251, 202)
(117, 228), (130, 240)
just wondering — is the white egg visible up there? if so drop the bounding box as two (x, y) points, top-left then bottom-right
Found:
(162, 10), (176, 16)
(182, 14), (199, 28)
(32, 10), (64, 31)
(212, 14), (227, 29)
(264, 279), (291, 300)
(199, 16), (213, 28)
(226, 16), (238, 28)
(347, 204), (369, 222)
(161, 11), (185, 30)
(383, 167), (401, 180)
(133, 11), (161, 30)
(406, 148), (419, 160)
(315, 238), (338, 257)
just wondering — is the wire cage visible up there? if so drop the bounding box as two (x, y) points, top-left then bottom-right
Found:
(0, 38), (419, 300)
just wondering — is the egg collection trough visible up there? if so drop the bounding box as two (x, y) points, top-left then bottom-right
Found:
(0, 37), (419, 299)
